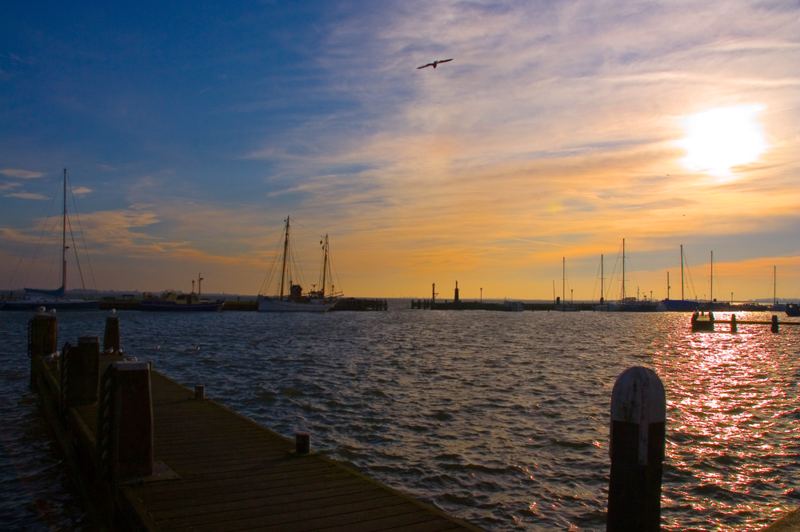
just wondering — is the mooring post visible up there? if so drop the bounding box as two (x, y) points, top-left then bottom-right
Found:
(28, 307), (57, 388)
(771, 315), (779, 333)
(103, 310), (121, 354)
(63, 336), (100, 407)
(730, 314), (737, 333)
(295, 432), (310, 455)
(112, 362), (154, 480)
(608, 366), (666, 531)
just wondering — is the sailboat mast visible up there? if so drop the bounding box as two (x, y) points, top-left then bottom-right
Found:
(773, 265), (777, 306)
(622, 238), (626, 301)
(279, 216), (290, 300)
(667, 271), (670, 300)
(62, 168), (67, 293)
(600, 254), (604, 304)
(320, 234), (328, 298)
(710, 251), (714, 304)
(562, 257), (565, 304)
(680, 244), (685, 301)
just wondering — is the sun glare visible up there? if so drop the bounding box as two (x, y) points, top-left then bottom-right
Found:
(680, 105), (766, 178)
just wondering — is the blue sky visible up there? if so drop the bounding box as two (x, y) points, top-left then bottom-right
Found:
(1, 1), (799, 298)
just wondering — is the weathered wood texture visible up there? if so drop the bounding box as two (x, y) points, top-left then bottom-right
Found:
(36, 355), (477, 531)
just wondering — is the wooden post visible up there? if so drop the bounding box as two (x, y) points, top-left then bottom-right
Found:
(28, 308), (57, 388)
(771, 315), (779, 333)
(112, 362), (154, 480)
(63, 336), (100, 407)
(103, 310), (120, 354)
(730, 314), (737, 333)
(608, 366), (666, 531)
(295, 432), (310, 455)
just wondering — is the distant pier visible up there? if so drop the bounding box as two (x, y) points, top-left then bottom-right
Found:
(691, 312), (799, 333)
(98, 297), (387, 312)
(410, 299), (595, 311)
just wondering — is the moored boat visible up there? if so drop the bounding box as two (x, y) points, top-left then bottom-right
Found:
(660, 298), (700, 312)
(138, 296), (223, 312)
(138, 274), (223, 311)
(1, 169), (98, 311)
(257, 217), (337, 313)
(786, 303), (800, 317)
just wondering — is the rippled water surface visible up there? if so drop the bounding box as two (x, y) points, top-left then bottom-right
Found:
(1, 307), (798, 530)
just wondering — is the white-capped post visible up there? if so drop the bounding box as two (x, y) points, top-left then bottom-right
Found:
(608, 366), (666, 531)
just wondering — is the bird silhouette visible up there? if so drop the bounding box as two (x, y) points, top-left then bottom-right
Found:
(417, 58), (453, 69)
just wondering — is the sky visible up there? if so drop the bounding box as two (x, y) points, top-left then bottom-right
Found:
(1, 1), (798, 300)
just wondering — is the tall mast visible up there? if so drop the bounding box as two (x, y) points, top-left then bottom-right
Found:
(600, 254), (605, 304)
(621, 238), (626, 301)
(62, 168), (68, 293)
(710, 251), (714, 303)
(562, 256), (565, 304)
(773, 265), (777, 306)
(320, 234), (329, 298)
(279, 216), (290, 300)
(680, 244), (685, 301)
(667, 271), (670, 300)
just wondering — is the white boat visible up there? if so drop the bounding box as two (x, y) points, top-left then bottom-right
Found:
(257, 216), (337, 313)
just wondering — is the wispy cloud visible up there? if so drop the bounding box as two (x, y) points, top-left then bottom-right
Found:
(0, 168), (44, 179)
(5, 191), (48, 200)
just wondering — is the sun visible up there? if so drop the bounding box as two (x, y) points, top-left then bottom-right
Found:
(679, 105), (767, 178)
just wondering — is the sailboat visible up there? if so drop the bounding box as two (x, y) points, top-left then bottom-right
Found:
(660, 244), (699, 312)
(1, 169), (98, 311)
(556, 256), (578, 311)
(605, 238), (659, 312)
(257, 216), (337, 312)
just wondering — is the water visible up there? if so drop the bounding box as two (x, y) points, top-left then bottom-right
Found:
(1, 307), (798, 530)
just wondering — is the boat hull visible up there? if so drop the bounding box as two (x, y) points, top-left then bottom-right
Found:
(661, 299), (700, 312)
(786, 304), (800, 317)
(600, 301), (661, 312)
(257, 297), (333, 312)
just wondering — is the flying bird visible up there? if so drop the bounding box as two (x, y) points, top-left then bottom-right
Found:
(417, 58), (453, 70)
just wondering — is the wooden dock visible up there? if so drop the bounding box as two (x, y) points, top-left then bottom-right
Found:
(691, 313), (800, 333)
(29, 312), (477, 531)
